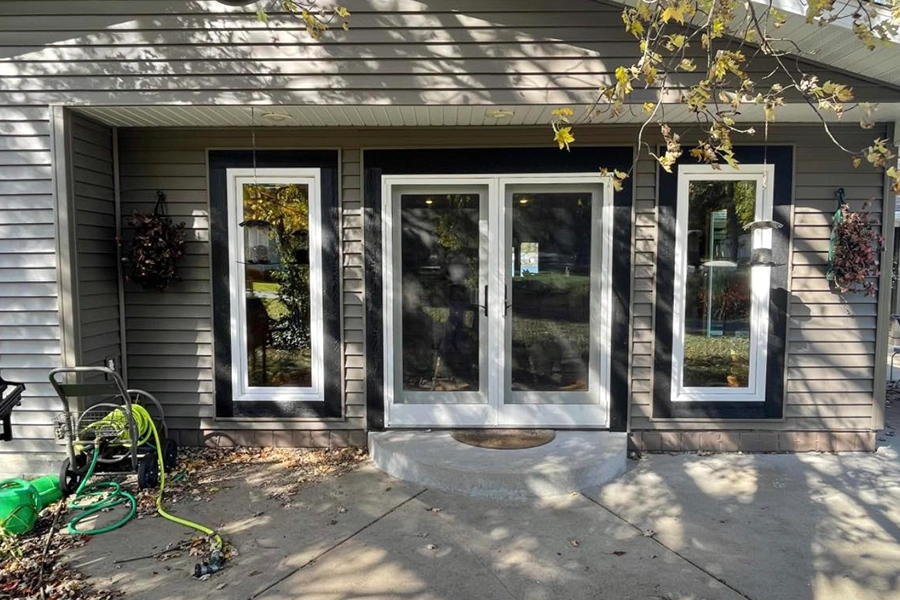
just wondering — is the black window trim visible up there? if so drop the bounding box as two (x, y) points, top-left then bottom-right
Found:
(652, 145), (792, 420)
(363, 146), (635, 432)
(209, 149), (342, 419)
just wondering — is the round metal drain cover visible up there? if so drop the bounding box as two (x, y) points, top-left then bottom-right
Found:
(450, 429), (556, 450)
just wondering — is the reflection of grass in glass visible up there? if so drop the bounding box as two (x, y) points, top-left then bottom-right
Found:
(248, 347), (312, 387)
(683, 334), (750, 387)
(252, 281), (280, 294)
(419, 306), (589, 352)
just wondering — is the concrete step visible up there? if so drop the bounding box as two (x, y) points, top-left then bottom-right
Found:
(369, 430), (627, 499)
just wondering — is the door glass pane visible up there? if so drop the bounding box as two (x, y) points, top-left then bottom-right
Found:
(400, 194), (481, 394)
(510, 192), (592, 392)
(683, 180), (756, 388)
(242, 183), (312, 388)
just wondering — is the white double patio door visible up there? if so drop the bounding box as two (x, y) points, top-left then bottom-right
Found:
(383, 174), (614, 428)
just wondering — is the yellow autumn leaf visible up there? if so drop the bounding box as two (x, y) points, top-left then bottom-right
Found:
(554, 126), (575, 151)
(852, 157), (862, 168)
(679, 58), (697, 72)
(642, 102), (656, 113)
(661, 3), (686, 24)
(334, 6), (351, 18)
(551, 107), (575, 118)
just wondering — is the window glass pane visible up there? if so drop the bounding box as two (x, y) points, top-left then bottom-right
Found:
(400, 194), (481, 393)
(683, 180), (756, 388)
(510, 192), (592, 392)
(242, 183), (312, 388)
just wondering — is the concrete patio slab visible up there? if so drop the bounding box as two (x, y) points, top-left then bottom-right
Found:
(61, 402), (900, 600)
(587, 401), (900, 600)
(259, 489), (744, 600)
(65, 463), (425, 600)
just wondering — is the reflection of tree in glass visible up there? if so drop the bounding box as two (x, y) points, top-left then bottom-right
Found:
(243, 184), (311, 351)
(431, 195), (480, 290)
(688, 180), (755, 258)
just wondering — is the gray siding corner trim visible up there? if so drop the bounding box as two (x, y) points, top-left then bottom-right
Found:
(51, 106), (79, 369)
(872, 122), (898, 431)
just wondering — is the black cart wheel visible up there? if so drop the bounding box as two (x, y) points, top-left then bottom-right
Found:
(59, 454), (88, 497)
(137, 453), (159, 490)
(163, 438), (178, 472)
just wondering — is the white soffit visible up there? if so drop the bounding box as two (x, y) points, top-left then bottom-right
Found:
(72, 102), (900, 128)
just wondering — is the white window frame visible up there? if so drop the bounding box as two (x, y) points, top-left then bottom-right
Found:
(226, 167), (325, 403)
(671, 164), (775, 403)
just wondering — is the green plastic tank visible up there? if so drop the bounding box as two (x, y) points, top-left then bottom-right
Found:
(0, 478), (38, 536)
(28, 475), (62, 510)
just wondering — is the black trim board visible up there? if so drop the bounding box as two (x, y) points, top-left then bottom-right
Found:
(363, 147), (634, 431)
(209, 150), (342, 419)
(652, 146), (792, 420)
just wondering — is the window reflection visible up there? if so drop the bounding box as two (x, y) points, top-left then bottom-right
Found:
(400, 194), (481, 393)
(683, 181), (756, 388)
(510, 192), (592, 392)
(242, 183), (312, 388)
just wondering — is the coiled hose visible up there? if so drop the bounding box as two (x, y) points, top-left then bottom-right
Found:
(66, 405), (224, 561)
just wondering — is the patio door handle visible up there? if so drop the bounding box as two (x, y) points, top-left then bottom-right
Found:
(504, 285), (513, 316)
(478, 285), (488, 317)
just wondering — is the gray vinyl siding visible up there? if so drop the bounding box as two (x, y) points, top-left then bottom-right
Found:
(0, 105), (64, 476)
(116, 129), (367, 444)
(70, 113), (120, 370)
(629, 124), (891, 432)
(117, 137), (215, 440)
(0, 0), (894, 109)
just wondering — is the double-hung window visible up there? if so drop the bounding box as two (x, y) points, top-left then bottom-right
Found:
(671, 164), (775, 403)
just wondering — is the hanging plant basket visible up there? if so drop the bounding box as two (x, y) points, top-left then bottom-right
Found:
(121, 191), (186, 292)
(826, 188), (884, 297)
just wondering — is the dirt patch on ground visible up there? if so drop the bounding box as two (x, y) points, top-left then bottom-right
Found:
(1, 447), (366, 600)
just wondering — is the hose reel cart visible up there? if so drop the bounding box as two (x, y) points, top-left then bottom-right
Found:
(49, 366), (178, 495)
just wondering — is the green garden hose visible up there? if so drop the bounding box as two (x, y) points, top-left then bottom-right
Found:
(65, 404), (224, 564)
(66, 445), (136, 535)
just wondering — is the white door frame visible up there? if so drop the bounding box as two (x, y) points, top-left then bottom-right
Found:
(382, 173), (614, 428)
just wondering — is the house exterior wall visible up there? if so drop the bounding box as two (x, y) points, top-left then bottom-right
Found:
(630, 124), (894, 453)
(113, 124), (893, 450)
(0, 0), (897, 468)
(0, 105), (64, 476)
